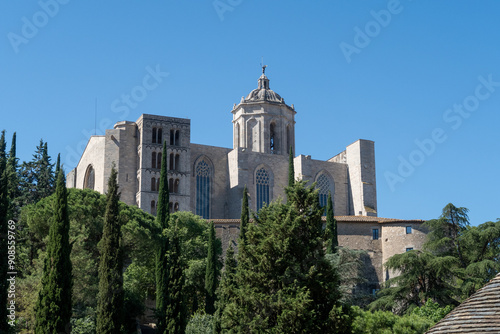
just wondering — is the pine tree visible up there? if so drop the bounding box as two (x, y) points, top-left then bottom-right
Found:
(325, 192), (338, 254)
(96, 166), (124, 333)
(0, 131), (9, 332)
(222, 181), (350, 333)
(155, 141), (170, 333)
(214, 245), (237, 333)
(165, 221), (186, 334)
(238, 186), (249, 252)
(288, 145), (295, 187)
(205, 222), (218, 314)
(35, 171), (73, 333)
(19, 139), (55, 205)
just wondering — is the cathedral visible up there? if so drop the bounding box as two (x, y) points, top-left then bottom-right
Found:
(67, 67), (377, 219)
(67, 68), (426, 290)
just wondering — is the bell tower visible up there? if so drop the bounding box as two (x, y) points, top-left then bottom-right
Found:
(231, 66), (296, 155)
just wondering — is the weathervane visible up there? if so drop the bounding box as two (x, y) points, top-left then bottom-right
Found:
(261, 56), (267, 74)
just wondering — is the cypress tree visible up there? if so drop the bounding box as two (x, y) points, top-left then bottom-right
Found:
(214, 245), (237, 333)
(55, 153), (61, 178)
(6, 132), (20, 219)
(238, 186), (249, 251)
(155, 141), (170, 333)
(38, 141), (55, 198)
(96, 166), (124, 333)
(325, 191), (338, 254)
(288, 145), (294, 187)
(205, 222), (218, 314)
(0, 131), (9, 332)
(35, 171), (72, 333)
(165, 221), (186, 334)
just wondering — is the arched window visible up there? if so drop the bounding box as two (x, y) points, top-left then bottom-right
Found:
(157, 128), (162, 143)
(152, 127), (157, 143)
(151, 152), (156, 169)
(157, 153), (162, 169)
(256, 168), (270, 211)
(195, 159), (211, 219)
(175, 154), (180, 171)
(174, 202), (179, 212)
(316, 173), (334, 215)
(151, 200), (157, 216)
(169, 202), (173, 212)
(270, 123), (276, 153)
(170, 129), (175, 145)
(169, 178), (174, 193)
(151, 177), (156, 191)
(84, 165), (95, 190)
(174, 179), (180, 193)
(169, 153), (174, 171)
(175, 130), (180, 146)
(236, 123), (240, 148)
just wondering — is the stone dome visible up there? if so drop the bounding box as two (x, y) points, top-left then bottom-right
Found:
(243, 72), (285, 104)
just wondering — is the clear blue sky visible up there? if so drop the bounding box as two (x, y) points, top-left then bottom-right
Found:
(2, 1), (499, 225)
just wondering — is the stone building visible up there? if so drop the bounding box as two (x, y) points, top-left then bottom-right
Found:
(67, 67), (427, 288)
(67, 68), (377, 219)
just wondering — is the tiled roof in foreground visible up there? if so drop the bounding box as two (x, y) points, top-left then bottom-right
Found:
(426, 273), (500, 333)
(210, 216), (425, 225)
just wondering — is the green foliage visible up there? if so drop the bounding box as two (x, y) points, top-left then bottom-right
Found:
(16, 188), (157, 332)
(34, 172), (73, 333)
(156, 141), (170, 332)
(288, 144), (294, 187)
(325, 191), (337, 254)
(221, 181), (351, 333)
(352, 306), (435, 334)
(238, 186), (249, 249)
(71, 313), (96, 334)
(371, 203), (500, 314)
(165, 221), (187, 334)
(185, 312), (214, 334)
(18, 139), (55, 207)
(214, 245), (237, 333)
(326, 247), (368, 305)
(205, 222), (218, 314)
(410, 299), (453, 323)
(0, 130), (9, 332)
(96, 167), (124, 333)
(6, 132), (20, 220)
(369, 250), (458, 314)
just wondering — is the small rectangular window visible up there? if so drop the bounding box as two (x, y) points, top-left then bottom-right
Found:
(406, 247), (413, 252)
(406, 226), (412, 234)
(372, 228), (379, 240)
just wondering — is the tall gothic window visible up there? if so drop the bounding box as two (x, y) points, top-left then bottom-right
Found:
(195, 159), (211, 219)
(152, 152), (157, 169)
(151, 177), (156, 191)
(152, 127), (157, 143)
(84, 165), (95, 190)
(157, 153), (162, 169)
(236, 123), (240, 148)
(256, 168), (270, 211)
(151, 200), (157, 216)
(316, 173), (332, 215)
(157, 128), (162, 143)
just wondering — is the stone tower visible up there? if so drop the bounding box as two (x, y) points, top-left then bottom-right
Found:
(231, 66), (296, 155)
